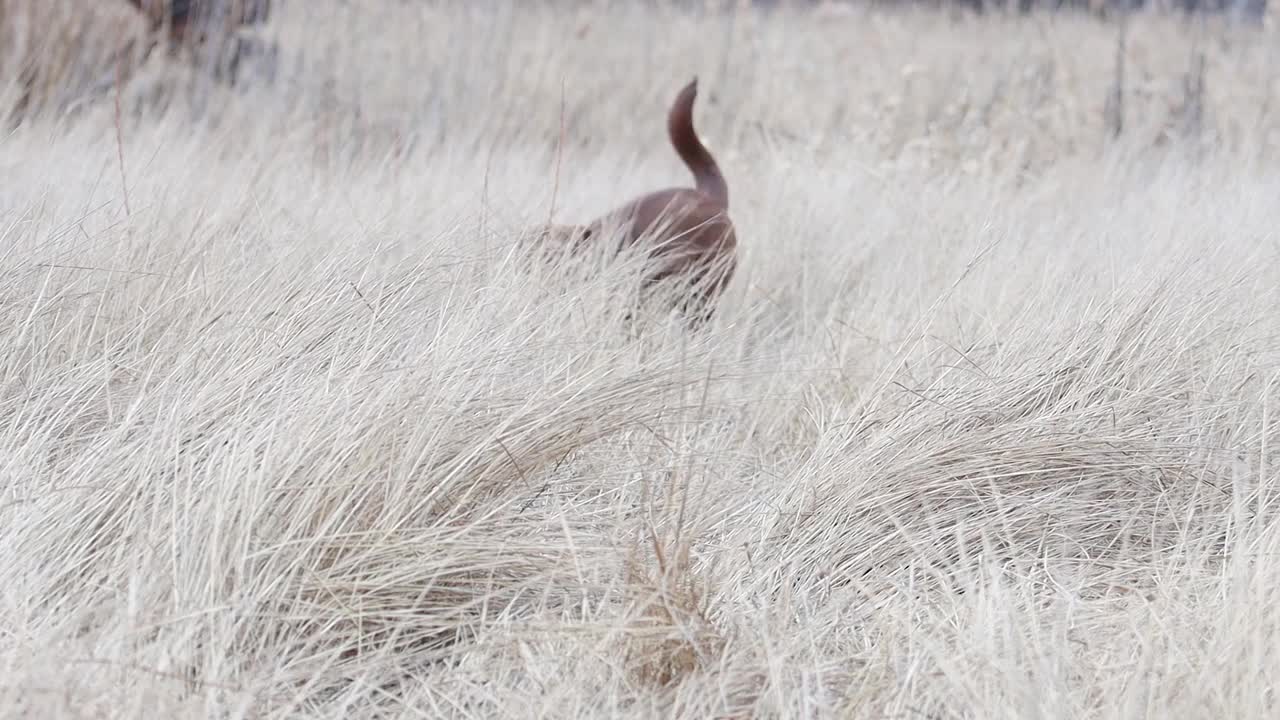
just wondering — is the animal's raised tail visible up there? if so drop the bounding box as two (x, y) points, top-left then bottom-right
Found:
(667, 77), (729, 209)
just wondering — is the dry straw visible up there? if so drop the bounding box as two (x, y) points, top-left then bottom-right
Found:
(1, 1), (1278, 718)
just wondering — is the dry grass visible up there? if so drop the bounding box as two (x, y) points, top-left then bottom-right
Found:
(1, 1), (1279, 717)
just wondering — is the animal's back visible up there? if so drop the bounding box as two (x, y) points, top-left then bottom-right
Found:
(603, 188), (737, 293)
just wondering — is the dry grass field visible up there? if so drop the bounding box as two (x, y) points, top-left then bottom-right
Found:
(2, 1), (1279, 717)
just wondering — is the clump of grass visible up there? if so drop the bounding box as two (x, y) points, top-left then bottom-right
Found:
(620, 527), (725, 692)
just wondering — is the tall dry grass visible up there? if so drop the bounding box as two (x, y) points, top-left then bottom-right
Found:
(1, 1), (1278, 717)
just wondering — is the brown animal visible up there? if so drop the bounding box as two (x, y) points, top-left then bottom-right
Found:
(537, 78), (738, 328)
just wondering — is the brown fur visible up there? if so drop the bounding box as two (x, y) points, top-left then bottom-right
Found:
(538, 78), (738, 328)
